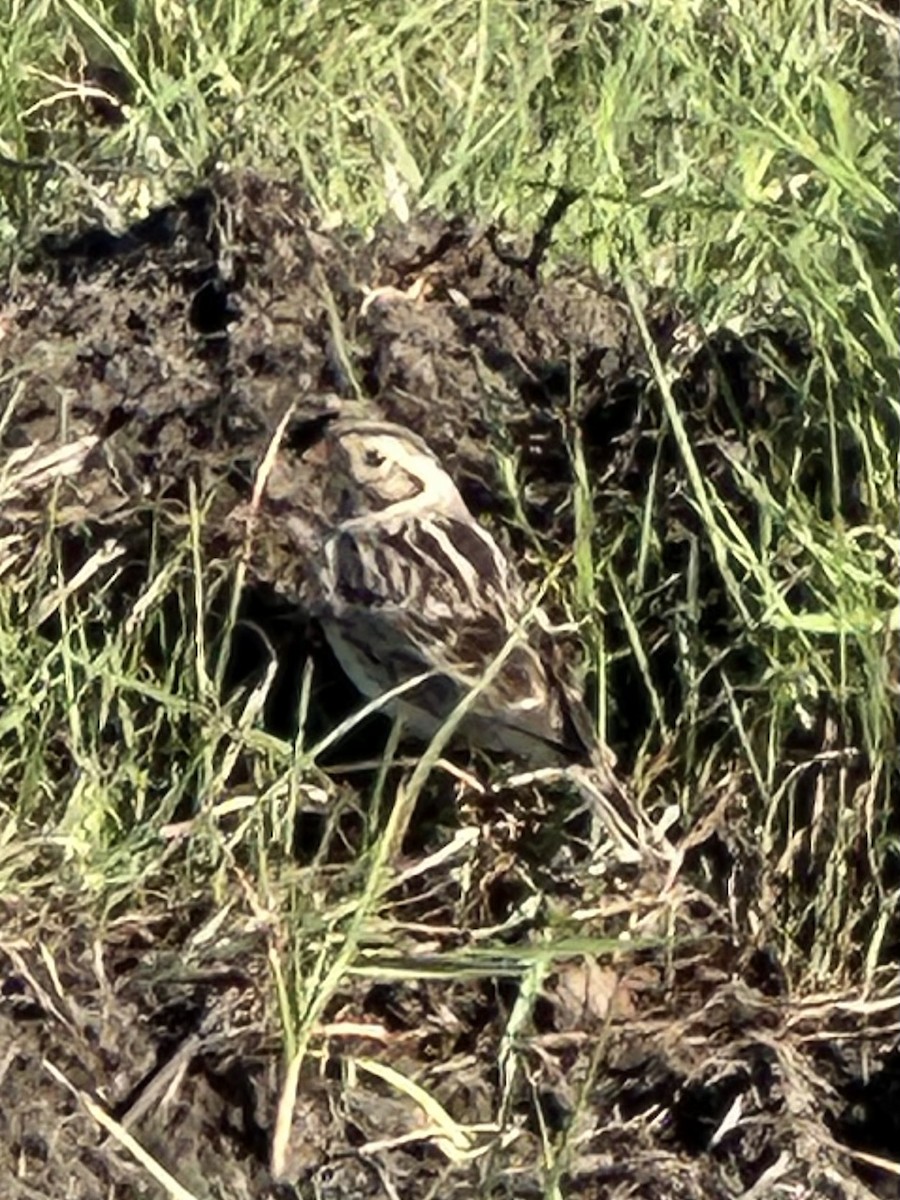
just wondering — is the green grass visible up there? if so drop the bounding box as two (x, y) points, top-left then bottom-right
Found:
(0, 0), (898, 1190)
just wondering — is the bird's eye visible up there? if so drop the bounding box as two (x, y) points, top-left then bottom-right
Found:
(364, 449), (386, 468)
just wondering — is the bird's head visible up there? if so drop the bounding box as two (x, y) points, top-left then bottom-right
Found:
(322, 420), (465, 523)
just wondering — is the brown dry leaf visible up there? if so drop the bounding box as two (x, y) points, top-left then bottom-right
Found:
(552, 958), (637, 1030)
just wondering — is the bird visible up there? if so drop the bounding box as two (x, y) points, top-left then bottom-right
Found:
(306, 416), (650, 857)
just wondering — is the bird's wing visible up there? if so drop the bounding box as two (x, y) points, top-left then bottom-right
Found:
(319, 515), (585, 760)
(319, 517), (505, 697)
(321, 516), (511, 655)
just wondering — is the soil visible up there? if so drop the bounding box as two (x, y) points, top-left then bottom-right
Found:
(0, 173), (897, 1200)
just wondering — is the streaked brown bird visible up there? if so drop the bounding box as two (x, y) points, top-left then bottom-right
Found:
(308, 417), (650, 856)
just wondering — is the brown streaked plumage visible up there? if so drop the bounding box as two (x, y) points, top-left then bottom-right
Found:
(309, 417), (607, 763)
(313, 420), (579, 759)
(308, 418), (647, 853)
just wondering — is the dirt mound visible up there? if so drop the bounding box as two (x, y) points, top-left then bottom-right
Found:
(1, 173), (896, 1200)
